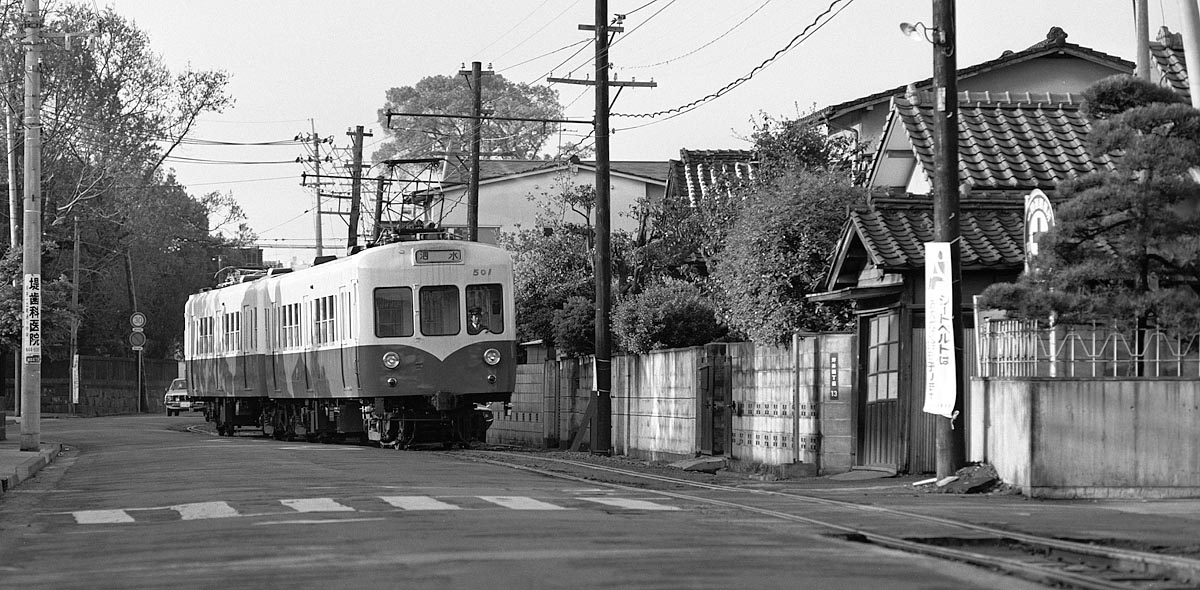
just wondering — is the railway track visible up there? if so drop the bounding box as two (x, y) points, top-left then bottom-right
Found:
(459, 451), (1200, 590)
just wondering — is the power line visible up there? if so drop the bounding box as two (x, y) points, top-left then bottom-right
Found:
(611, 0), (855, 121)
(615, 0), (774, 70)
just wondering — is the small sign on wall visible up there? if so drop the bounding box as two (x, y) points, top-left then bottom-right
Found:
(829, 354), (839, 399)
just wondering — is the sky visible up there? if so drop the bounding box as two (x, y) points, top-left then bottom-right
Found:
(100, 0), (1187, 265)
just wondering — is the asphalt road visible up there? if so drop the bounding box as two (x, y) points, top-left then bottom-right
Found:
(0, 416), (1045, 590)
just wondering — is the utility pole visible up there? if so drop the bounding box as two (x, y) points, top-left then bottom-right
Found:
(459, 62), (492, 242)
(305, 123), (327, 258)
(1135, 0), (1151, 80)
(931, 0), (965, 478)
(345, 125), (371, 251)
(20, 0), (43, 451)
(549, 2), (654, 455)
(1179, 0), (1200, 109)
(70, 216), (79, 415)
(5, 87), (17, 250)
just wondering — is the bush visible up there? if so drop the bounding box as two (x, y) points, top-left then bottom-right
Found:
(552, 296), (595, 357)
(612, 280), (729, 354)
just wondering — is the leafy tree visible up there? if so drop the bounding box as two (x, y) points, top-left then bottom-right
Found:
(612, 279), (730, 354)
(500, 226), (594, 346)
(0, 4), (237, 360)
(0, 246), (80, 359)
(553, 296), (595, 357)
(632, 115), (857, 292)
(498, 174), (633, 352)
(709, 167), (864, 345)
(374, 73), (563, 162)
(979, 75), (1200, 334)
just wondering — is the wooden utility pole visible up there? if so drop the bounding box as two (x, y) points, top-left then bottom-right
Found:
(931, 0), (966, 478)
(20, 0), (43, 451)
(1179, 0), (1200, 109)
(346, 125), (371, 251)
(309, 123), (325, 257)
(1135, 0), (1152, 80)
(459, 62), (492, 242)
(548, 3), (654, 456)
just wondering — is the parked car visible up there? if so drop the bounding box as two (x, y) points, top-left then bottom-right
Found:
(164, 378), (204, 416)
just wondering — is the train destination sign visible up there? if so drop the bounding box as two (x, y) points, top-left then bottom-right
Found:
(414, 249), (463, 264)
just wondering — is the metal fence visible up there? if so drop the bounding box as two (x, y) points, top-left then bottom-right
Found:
(978, 319), (1200, 378)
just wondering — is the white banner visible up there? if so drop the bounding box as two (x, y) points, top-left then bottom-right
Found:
(924, 243), (955, 417)
(22, 273), (41, 365)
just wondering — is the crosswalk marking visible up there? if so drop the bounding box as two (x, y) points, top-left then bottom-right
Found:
(379, 495), (462, 511)
(62, 494), (679, 524)
(581, 497), (680, 511)
(477, 496), (571, 510)
(172, 501), (240, 520)
(72, 509), (136, 524)
(280, 498), (355, 513)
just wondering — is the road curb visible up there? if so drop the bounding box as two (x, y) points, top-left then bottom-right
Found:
(0, 443), (62, 494)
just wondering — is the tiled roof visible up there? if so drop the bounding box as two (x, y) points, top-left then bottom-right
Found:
(1149, 26), (1190, 102)
(848, 196), (1026, 271)
(804, 27), (1133, 126)
(893, 90), (1113, 191)
(666, 149), (760, 205)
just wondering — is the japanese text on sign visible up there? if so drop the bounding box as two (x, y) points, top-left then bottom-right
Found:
(23, 273), (41, 365)
(923, 243), (954, 417)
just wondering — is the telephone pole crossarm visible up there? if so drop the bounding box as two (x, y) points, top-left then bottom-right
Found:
(546, 77), (657, 88)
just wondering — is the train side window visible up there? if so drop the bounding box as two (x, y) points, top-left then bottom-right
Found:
(419, 285), (460, 336)
(466, 284), (504, 335)
(374, 287), (414, 337)
(314, 295), (336, 345)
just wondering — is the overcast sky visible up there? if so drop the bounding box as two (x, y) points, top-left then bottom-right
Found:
(103, 0), (1183, 264)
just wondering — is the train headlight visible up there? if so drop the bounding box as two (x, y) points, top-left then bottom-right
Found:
(382, 351), (401, 370)
(483, 348), (501, 366)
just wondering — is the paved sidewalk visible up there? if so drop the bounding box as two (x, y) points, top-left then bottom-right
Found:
(0, 416), (61, 494)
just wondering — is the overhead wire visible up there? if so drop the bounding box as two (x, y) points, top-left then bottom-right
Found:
(615, 0), (773, 70)
(611, 0), (856, 126)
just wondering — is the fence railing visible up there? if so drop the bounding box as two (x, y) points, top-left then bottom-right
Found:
(978, 319), (1200, 378)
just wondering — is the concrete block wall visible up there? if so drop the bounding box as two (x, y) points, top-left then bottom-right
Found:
(487, 363), (546, 447)
(614, 350), (699, 462)
(977, 377), (1200, 498)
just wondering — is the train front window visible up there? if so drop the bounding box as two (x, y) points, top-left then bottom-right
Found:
(374, 287), (413, 337)
(419, 285), (460, 336)
(466, 284), (504, 335)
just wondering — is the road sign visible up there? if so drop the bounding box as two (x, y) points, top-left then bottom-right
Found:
(130, 312), (147, 329)
(129, 331), (146, 349)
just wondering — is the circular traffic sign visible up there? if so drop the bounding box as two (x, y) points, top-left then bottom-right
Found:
(130, 312), (147, 328)
(129, 331), (147, 348)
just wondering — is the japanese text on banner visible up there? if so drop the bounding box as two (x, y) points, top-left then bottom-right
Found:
(923, 243), (955, 417)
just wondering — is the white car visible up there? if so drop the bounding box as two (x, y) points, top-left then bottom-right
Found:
(163, 379), (204, 416)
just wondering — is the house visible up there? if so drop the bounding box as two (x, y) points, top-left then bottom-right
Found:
(807, 28), (1132, 473)
(1149, 26), (1189, 101)
(804, 27), (1131, 180)
(408, 157), (668, 244)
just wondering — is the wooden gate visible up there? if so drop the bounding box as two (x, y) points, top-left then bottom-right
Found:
(698, 343), (732, 456)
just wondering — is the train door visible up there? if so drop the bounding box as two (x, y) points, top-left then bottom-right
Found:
(241, 304), (252, 391)
(340, 284), (358, 392)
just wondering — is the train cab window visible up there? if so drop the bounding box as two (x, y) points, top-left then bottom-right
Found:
(419, 285), (460, 336)
(466, 284), (504, 335)
(374, 287), (414, 337)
